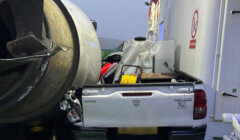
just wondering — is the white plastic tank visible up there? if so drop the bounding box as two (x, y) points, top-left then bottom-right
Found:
(154, 40), (175, 74)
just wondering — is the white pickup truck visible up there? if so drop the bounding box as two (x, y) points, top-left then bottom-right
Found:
(61, 71), (207, 140)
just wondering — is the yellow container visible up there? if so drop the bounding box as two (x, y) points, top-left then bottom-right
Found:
(120, 75), (137, 84)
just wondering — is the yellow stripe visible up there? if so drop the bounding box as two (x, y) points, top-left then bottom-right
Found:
(118, 127), (158, 135)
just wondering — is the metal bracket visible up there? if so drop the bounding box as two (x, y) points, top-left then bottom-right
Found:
(222, 92), (238, 98)
(163, 61), (177, 75)
(0, 46), (67, 71)
(7, 34), (55, 57)
(0, 35), (69, 71)
(231, 10), (240, 15)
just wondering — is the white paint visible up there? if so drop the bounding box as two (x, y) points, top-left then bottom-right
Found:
(163, 0), (240, 139)
(214, 0), (240, 120)
(82, 87), (205, 127)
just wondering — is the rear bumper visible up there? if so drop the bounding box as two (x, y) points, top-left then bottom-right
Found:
(168, 125), (206, 140)
(75, 125), (207, 140)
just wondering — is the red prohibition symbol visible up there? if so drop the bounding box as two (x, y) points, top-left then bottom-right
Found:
(191, 10), (199, 39)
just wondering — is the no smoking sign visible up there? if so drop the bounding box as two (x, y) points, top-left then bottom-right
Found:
(189, 10), (199, 49)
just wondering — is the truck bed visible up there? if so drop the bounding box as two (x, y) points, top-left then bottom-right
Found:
(81, 71), (205, 128)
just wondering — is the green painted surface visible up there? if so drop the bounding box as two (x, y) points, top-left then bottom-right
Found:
(72, 131), (107, 140)
(233, 88), (237, 93)
(101, 49), (113, 60)
(213, 137), (223, 140)
(101, 42), (124, 60)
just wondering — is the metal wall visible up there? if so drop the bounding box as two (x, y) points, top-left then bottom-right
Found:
(163, 0), (237, 139)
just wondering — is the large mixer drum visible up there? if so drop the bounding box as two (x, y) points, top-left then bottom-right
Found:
(0, 0), (101, 123)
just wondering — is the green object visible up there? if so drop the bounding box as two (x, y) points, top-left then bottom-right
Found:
(111, 42), (124, 53)
(101, 49), (113, 60)
(233, 89), (237, 93)
(101, 42), (125, 60)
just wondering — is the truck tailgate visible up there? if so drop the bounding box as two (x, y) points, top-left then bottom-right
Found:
(82, 84), (196, 127)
